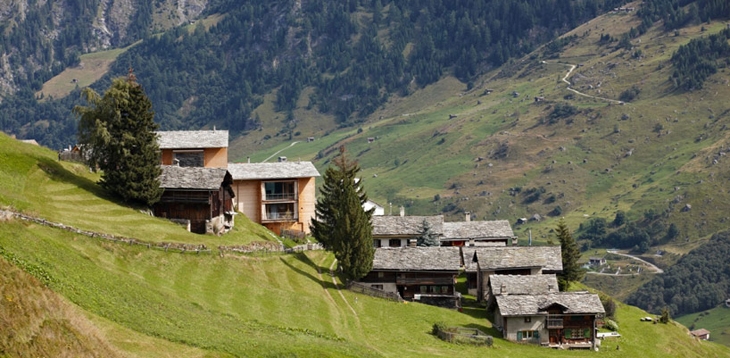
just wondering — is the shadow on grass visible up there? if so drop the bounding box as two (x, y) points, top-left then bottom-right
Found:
(36, 156), (112, 200)
(280, 254), (337, 290)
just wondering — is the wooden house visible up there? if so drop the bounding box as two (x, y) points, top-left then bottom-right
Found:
(157, 130), (228, 168)
(372, 213), (515, 248)
(372, 215), (444, 248)
(153, 165), (235, 234)
(358, 247), (463, 308)
(463, 246), (563, 301)
(493, 288), (604, 349)
(690, 328), (711, 340)
(227, 160), (320, 235)
(442, 216), (516, 246)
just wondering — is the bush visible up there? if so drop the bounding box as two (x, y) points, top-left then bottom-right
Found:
(604, 319), (619, 331)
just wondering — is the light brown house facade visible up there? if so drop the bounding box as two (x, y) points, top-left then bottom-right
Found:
(227, 161), (320, 235)
(157, 130), (228, 168)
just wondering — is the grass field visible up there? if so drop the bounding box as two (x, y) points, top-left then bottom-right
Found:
(677, 306), (730, 347)
(2, 132), (730, 357)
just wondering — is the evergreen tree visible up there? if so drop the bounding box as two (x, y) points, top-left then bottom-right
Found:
(74, 70), (163, 206)
(416, 218), (440, 246)
(311, 146), (374, 280)
(555, 218), (583, 291)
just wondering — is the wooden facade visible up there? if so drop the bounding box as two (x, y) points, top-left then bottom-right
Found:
(157, 130), (229, 169)
(153, 166), (235, 234)
(228, 162), (319, 235)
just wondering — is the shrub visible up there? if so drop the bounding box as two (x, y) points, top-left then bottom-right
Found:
(605, 319), (619, 331)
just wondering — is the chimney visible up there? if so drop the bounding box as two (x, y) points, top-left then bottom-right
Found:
(247, 156), (250, 163)
(465, 211), (471, 222)
(278, 156), (287, 162)
(500, 284), (506, 295)
(399, 206), (405, 217)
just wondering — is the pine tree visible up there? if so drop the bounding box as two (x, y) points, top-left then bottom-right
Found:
(75, 69), (163, 206)
(311, 146), (374, 280)
(555, 218), (583, 291)
(416, 218), (440, 247)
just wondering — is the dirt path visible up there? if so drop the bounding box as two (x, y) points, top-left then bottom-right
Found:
(263, 141), (300, 162)
(606, 249), (664, 273)
(559, 63), (625, 105)
(329, 259), (358, 316)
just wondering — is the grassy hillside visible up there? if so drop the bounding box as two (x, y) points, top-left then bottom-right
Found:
(677, 306), (730, 347)
(237, 8), (730, 253)
(2, 127), (730, 357)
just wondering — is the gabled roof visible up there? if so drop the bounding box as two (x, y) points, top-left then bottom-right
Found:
(464, 246), (563, 272)
(372, 247), (462, 271)
(159, 165), (230, 190)
(372, 215), (444, 236)
(690, 329), (711, 337)
(442, 220), (515, 240)
(156, 130), (229, 149)
(227, 161), (320, 180)
(495, 292), (605, 316)
(489, 274), (560, 296)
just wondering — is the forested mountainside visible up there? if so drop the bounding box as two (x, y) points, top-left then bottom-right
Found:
(1, 0), (628, 149)
(627, 230), (730, 316)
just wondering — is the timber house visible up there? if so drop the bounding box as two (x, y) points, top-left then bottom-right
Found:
(464, 246), (563, 301)
(227, 160), (320, 235)
(358, 247), (463, 309)
(491, 274), (604, 350)
(153, 165), (235, 234)
(157, 130), (228, 168)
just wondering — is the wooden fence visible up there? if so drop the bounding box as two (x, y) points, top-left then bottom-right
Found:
(347, 281), (404, 302)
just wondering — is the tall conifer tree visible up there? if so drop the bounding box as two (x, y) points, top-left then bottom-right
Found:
(311, 146), (374, 280)
(556, 218), (584, 291)
(75, 69), (162, 206)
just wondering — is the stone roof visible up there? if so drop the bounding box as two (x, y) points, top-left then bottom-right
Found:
(372, 215), (444, 237)
(463, 246), (563, 272)
(495, 292), (605, 316)
(227, 161), (320, 180)
(159, 165), (229, 190)
(156, 130), (229, 149)
(489, 274), (560, 296)
(690, 329), (711, 337)
(442, 220), (515, 240)
(371, 247), (462, 271)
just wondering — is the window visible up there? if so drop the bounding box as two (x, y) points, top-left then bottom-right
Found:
(173, 150), (204, 167)
(524, 317), (531, 323)
(264, 203), (296, 220)
(519, 330), (535, 340)
(264, 181), (296, 200)
(441, 286), (449, 294)
(420, 286), (428, 293)
(374, 240), (382, 248)
(377, 272), (384, 278)
(388, 239), (401, 247)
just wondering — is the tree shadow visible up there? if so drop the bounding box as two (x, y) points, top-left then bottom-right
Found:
(280, 253), (337, 290)
(35, 156), (113, 200)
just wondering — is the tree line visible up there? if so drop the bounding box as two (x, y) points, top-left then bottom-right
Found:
(2, 0), (627, 148)
(626, 230), (730, 316)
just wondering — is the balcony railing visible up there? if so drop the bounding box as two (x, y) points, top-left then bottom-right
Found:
(396, 277), (454, 285)
(265, 193), (297, 201)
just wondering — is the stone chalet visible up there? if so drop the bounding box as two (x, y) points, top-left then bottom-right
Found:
(491, 274), (604, 350)
(153, 165), (235, 234)
(227, 160), (320, 235)
(157, 130), (228, 168)
(357, 247), (463, 308)
(464, 246), (563, 301)
(372, 213), (516, 248)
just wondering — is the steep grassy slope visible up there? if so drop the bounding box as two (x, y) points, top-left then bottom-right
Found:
(0, 133), (274, 246)
(1, 132), (729, 357)
(677, 306), (730, 347)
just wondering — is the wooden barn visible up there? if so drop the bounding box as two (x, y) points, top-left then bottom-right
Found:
(153, 165), (235, 234)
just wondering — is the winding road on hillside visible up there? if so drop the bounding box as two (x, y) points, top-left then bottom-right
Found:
(558, 63), (626, 105)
